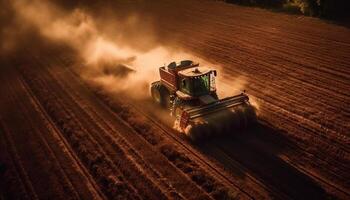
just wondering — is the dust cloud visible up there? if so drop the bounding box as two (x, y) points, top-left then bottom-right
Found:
(7, 0), (197, 99)
(4, 0), (259, 111)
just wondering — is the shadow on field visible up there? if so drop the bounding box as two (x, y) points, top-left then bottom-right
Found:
(195, 122), (330, 200)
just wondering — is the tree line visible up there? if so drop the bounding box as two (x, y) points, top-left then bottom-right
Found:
(225, 0), (350, 18)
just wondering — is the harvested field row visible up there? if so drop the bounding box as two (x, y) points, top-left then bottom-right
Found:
(256, 101), (350, 182)
(169, 0), (350, 55)
(179, 12), (350, 74)
(0, 125), (35, 200)
(0, 66), (103, 200)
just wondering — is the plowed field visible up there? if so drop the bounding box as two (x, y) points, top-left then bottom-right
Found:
(1, 0), (349, 199)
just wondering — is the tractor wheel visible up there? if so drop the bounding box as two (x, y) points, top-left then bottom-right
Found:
(151, 81), (171, 108)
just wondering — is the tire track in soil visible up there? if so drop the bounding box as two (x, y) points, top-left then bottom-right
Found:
(19, 65), (146, 200)
(18, 73), (106, 200)
(253, 99), (350, 173)
(215, 138), (335, 200)
(247, 121), (350, 199)
(0, 67), (79, 199)
(256, 105), (350, 191)
(220, 127), (349, 199)
(247, 89), (350, 158)
(0, 125), (36, 200)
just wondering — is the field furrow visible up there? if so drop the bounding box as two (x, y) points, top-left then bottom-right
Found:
(0, 66), (102, 200)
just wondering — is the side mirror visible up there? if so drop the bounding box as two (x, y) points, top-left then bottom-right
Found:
(213, 70), (217, 76)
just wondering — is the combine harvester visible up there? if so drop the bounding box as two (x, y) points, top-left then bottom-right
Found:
(150, 60), (256, 141)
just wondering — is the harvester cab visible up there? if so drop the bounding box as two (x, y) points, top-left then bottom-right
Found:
(151, 60), (256, 141)
(177, 66), (217, 100)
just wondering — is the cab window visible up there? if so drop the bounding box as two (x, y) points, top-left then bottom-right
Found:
(193, 75), (210, 96)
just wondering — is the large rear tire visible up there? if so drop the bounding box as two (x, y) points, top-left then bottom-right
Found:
(151, 81), (171, 108)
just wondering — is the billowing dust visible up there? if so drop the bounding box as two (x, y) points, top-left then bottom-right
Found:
(8, 1), (197, 99)
(5, 0), (260, 131)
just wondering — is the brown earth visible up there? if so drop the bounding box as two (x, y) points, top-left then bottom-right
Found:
(1, 0), (350, 199)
